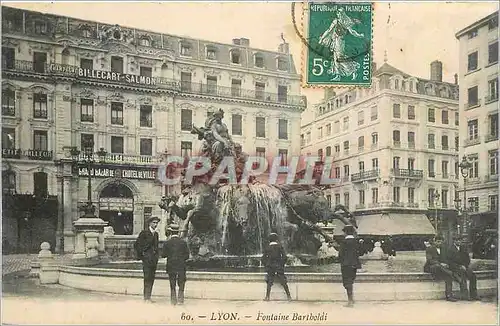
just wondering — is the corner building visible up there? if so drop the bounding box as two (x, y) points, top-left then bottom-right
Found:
(301, 59), (460, 247)
(1, 6), (305, 253)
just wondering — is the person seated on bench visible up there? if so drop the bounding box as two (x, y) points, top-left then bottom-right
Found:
(445, 235), (478, 301)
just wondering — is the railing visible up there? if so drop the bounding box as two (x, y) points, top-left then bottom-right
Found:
(355, 204), (366, 209)
(368, 203), (380, 208)
(485, 94), (499, 103)
(81, 114), (94, 122)
(111, 117), (123, 125)
(3, 60), (306, 107)
(2, 148), (53, 161)
(407, 203), (419, 208)
(351, 169), (379, 182)
(370, 143), (378, 150)
(2, 106), (15, 116)
(342, 176), (350, 183)
(466, 99), (481, 109)
(485, 133), (498, 142)
(392, 168), (424, 179)
(78, 152), (157, 165)
(464, 137), (481, 147)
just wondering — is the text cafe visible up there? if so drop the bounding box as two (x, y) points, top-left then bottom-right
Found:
(78, 166), (157, 180)
(47, 63), (178, 87)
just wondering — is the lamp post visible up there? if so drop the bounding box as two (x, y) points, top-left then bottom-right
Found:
(69, 139), (107, 218)
(458, 156), (472, 241)
(432, 189), (440, 234)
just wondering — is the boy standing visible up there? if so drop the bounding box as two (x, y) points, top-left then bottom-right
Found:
(338, 225), (360, 307)
(262, 233), (292, 301)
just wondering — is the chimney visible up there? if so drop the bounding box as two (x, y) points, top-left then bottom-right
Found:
(278, 42), (290, 54)
(239, 38), (250, 47)
(454, 73), (458, 85)
(232, 38), (241, 45)
(430, 60), (443, 82)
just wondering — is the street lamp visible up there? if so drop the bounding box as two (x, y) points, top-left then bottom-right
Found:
(70, 139), (107, 218)
(431, 189), (440, 234)
(458, 156), (472, 240)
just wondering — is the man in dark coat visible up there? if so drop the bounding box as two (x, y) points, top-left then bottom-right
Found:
(424, 235), (460, 301)
(445, 236), (477, 300)
(337, 224), (361, 307)
(162, 224), (190, 305)
(262, 233), (292, 301)
(134, 216), (160, 302)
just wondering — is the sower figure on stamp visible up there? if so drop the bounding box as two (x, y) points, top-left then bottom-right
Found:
(335, 224), (361, 307)
(134, 216), (160, 302)
(262, 233), (292, 301)
(445, 235), (478, 301)
(162, 224), (190, 305)
(424, 235), (461, 302)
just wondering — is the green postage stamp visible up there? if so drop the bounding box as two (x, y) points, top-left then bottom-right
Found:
(304, 2), (373, 87)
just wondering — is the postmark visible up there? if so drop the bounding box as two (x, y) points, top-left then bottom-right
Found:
(300, 2), (373, 87)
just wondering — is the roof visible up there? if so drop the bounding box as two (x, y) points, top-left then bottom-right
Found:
(374, 62), (411, 78)
(455, 11), (498, 39)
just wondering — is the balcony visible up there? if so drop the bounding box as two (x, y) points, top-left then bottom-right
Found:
(486, 174), (499, 182)
(465, 99), (481, 110)
(393, 141), (401, 148)
(351, 169), (379, 182)
(78, 152), (157, 165)
(2, 106), (15, 116)
(355, 204), (366, 210)
(391, 168), (424, 179)
(81, 114), (94, 123)
(2, 148), (53, 160)
(464, 137), (481, 147)
(485, 94), (499, 104)
(407, 203), (419, 208)
(485, 133), (498, 142)
(408, 142), (415, 149)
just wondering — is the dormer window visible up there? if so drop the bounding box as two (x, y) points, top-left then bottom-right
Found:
(82, 28), (92, 38)
(139, 37), (151, 47)
(254, 53), (264, 68)
(206, 47), (217, 60)
(230, 49), (241, 64)
(394, 79), (400, 90)
(277, 57), (288, 71)
(180, 42), (192, 57)
(34, 21), (47, 35)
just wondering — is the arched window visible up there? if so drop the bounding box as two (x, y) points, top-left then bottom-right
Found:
(61, 48), (70, 65)
(139, 37), (151, 47)
(81, 28), (92, 38)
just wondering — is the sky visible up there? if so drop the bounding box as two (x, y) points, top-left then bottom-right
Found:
(4, 1), (498, 123)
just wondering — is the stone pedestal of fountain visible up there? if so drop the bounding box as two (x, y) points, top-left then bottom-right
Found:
(37, 242), (59, 284)
(72, 216), (108, 265)
(360, 241), (388, 260)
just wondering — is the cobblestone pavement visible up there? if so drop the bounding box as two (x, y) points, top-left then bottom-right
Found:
(2, 254), (73, 276)
(2, 277), (498, 325)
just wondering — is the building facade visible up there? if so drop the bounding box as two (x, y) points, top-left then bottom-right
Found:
(455, 11), (499, 233)
(301, 58), (459, 243)
(1, 6), (305, 253)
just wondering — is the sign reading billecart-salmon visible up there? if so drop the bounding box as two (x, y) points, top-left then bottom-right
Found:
(47, 63), (178, 87)
(78, 166), (157, 180)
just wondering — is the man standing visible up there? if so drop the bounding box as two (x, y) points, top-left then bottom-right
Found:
(446, 236), (478, 300)
(134, 216), (160, 302)
(424, 235), (460, 302)
(162, 224), (190, 305)
(337, 225), (360, 307)
(262, 233), (292, 301)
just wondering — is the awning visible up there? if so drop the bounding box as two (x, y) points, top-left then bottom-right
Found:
(356, 212), (436, 236)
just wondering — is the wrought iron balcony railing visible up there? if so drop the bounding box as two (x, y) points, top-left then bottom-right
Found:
(391, 168), (424, 179)
(351, 169), (379, 182)
(2, 148), (53, 161)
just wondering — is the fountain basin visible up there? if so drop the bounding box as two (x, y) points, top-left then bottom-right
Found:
(56, 259), (497, 301)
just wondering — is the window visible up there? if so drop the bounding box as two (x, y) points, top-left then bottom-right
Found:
(277, 57), (288, 71)
(80, 99), (94, 122)
(393, 187), (400, 203)
(357, 111), (364, 125)
(181, 72), (192, 92)
(428, 189), (436, 207)
(442, 110), (449, 124)
(111, 102), (123, 125)
(256, 117), (266, 138)
(33, 171), (48, 197)
(255, 82), (265, 100)
(139, 138), (152, 156)
(371, 133), (378, 146)
(34, 21), (47, 34)
(317, 148), (323, 159)
(335, 145), (340, 153)
(300, 134), (305, 146)
(489, 195), (498, 211)
(428, 107), (435, 122)
(468, 155), (479, 178)
(441, 189), (448, 208)
(111, 56), (123, 74)
(254, 54), (264, 68)
(181, 141), (192, 157)
(230, 49), (241, 64)
(455, 136), (459, 151)
(442, 160), (449, 178)
(81, 28), (92, 38)
(2, 89), (15, 116)
(278, 85), (288, 103)
(343, 117), (349, 131)
(393, 103), (401, 118)
(455, 112), (459, 126)
(408, 158), (415, 170)
(80, 58), (93, 70)
(372, 158), (378, 170)
(428, 159), (435, 177)
(207, 76), (217, 94)
(110, 136), (124, 154)
(467, 51), (478, 71)
(326, 195), (332, 207)
(180, 43), (192, 56)
(140, 66), (152, 77)
(80, 134), (94, 153)
(256, 147), (266, 169)
(441, 135), (449, 150)
(393, 156), (400, 170)
(306, 132), (311, 143)
(325, 146), (332, 156)
(358, 190), (365, 205)
(469, 197), (479, 212)
(467, 119), (478, 140)
(231, 114), (242, 136)
(278, 149), (288, 166)
(33, 130), (48, 150)
(181, 109), (192, 131)
(344, 193), (350, 208)
(358, 161), (365, 172)
(334, 194), (341, 206)
(278, 119), (288, 140)
(140, 105), (152, 127)
(394, 79), (400, 90)
(33, 93), (48, 119)
(372, 188), (378, 204)
(231, 79), (242, 97)
(467, 86), (478, 107)
(371, 106), (378, 121)
(344, 165), (350, 177)
(2, 128), (15, 149)
(408, 105), (415, 120)
(408, 188), (415, 204)
(489, 150), (498, 176)
(408, 132), (415, 148)
(393, 130), (400, 146)
(488, 114), (499, 140)
(326, 124), (332, 136)
(33, 52), (47, 73)
(487, 77), (499, 102)
(358, 136), (364, 151)
(2, 47), (15, 69)
(206, 47), (217, 60)
(343, 141), (349, 152)
(489, 41), (498, 65)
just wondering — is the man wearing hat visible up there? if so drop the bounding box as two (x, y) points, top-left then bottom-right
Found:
(134, 216), (160, 302)
(162, 224), (190, 305)
(261, 232), (292, 301)
(337, 224), (361, 307)
(445, 235), (478, 300)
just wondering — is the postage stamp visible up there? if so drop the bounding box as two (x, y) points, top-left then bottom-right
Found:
(303, 2), (373, 87)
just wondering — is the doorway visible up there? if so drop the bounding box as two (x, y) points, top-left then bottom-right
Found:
(98, 182), (134, 235)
